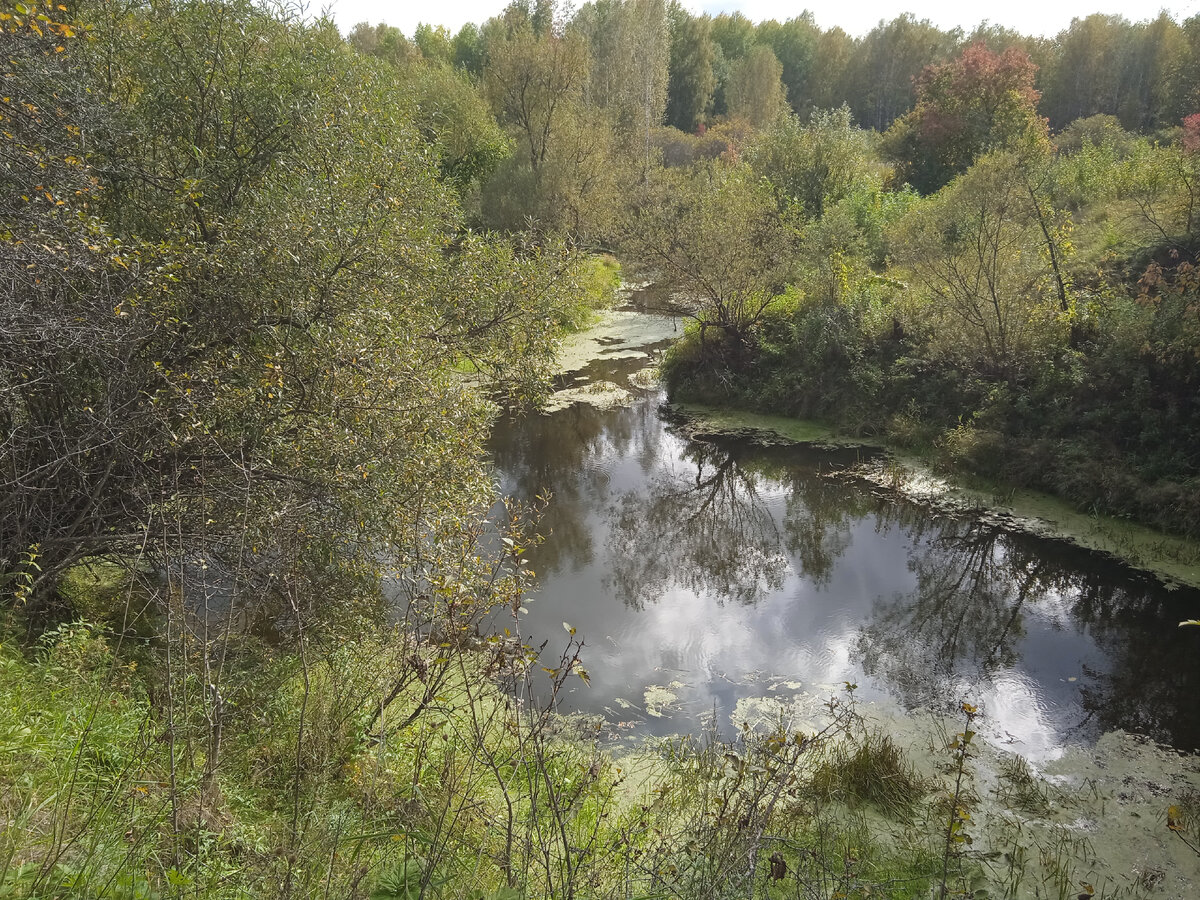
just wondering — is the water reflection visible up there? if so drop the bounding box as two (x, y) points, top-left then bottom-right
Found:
(1070, 563), (1200, 750)
(488, 311), (1200, 755)
(856, 522), (1047, 710)
(854, 521), (1200, 752)
(606, 443), (789, 608)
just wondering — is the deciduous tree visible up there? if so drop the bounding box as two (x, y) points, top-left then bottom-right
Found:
(2, 0), (582, 605)
(891, 152), (1071, 377)
(883, 42), (1047, 193)
(726, 45), (786, 129)
(747, 105), (875, 217)
(484, 22), (588, 174)
(627, 161), (797, 355)
(665, 4), (715, 131)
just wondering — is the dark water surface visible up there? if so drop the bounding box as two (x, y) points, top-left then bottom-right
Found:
(489, 308), (1200, 759)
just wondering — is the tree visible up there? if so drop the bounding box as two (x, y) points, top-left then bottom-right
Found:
(482, 16), (622, 237)
(573, 0), (669, 170)
(725, 45), (787, 129)
(625, 0), (670, 169)
(1037, 14), (1156, 130)
(484, 22), (588, 174)
(0, 0), (133, 585)
(883, 42), (1047, 193)
(2, 0), (582, 607)
(627, 161), (797, 356)
(747, 105), (875, 218)
(709, 11), (755, 63)
(709, 11), (755, 116)
(1118, 13), (1185, 131)
(413, 23), (454, 64)
(1167, 16), (1200, 124)
(665, 4), (715, 131)
(891, 151), (1071, 377)
(1114, 120), (1200, 249)
(1184, 112), (1200, 153)
(800, 26), (854, 113)
(845, 15), (959, 132)
(452, 22), (486, 75)
(755, 16), (819, 116)
(403, 61), (512, 191)
(344, 33), (510, 192)
(346, 21), (419, 67)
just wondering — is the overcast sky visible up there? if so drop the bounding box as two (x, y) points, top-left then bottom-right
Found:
(322, 0), (1200, 40)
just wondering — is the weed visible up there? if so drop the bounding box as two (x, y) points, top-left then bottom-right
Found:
(809, 729), (930, 819)
(938, 702), (978, 900)
(995, 753), (1053, 815)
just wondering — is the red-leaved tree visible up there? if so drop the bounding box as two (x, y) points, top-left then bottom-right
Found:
(883, 42), (1048, 193)
(1183, 112), (1200, 154)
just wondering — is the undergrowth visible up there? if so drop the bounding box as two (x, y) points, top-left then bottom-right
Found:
(0, 613), (1158, 900)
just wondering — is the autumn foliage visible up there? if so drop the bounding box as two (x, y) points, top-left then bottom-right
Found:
(883, 42), (1047, 192)
(1183, 112), (1200, 154)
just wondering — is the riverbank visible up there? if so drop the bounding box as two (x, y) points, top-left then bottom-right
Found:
(667, 401), (1200, 592)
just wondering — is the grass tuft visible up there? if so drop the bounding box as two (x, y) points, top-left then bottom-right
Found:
(809, 729), (930, 818)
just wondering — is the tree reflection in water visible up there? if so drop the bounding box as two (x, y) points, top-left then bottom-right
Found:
(490, 392), (666, 579)
(605, 442), (788, 608)
(603, 442), (872, 608)
(856, 520), (1057, 710)
(856, 520), (1200, 751)
(1070, 565), (1200, 751)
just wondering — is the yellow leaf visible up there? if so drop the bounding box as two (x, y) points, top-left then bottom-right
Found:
(1168, 805), (1184, 832)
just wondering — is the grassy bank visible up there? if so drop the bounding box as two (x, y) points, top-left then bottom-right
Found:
(5, 614), (1199, 898)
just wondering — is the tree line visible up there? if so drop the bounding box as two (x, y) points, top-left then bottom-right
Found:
(355, 2), (1200, 136)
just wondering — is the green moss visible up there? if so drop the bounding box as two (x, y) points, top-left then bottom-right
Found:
(668, 402), (883, 448)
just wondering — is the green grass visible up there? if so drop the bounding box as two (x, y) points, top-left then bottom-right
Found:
(557, 253), (623, 332)
(809, 729), (931, 819)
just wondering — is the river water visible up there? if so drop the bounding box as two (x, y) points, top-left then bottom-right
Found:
(488, 298), (1200, 761)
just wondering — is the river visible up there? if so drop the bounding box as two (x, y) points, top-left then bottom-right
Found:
(488, 289), (1200, 763)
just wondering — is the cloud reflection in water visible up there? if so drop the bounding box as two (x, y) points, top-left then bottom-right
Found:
(488, 319), (1200, 755)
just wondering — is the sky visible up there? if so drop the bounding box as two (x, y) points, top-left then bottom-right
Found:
(322, 0), (1200, 40)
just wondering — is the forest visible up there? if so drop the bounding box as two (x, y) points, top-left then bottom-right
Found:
(2, 0), (1199, 897)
